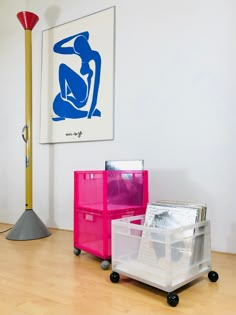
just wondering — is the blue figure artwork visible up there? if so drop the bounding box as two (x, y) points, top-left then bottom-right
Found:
(52, 31), (102, 121)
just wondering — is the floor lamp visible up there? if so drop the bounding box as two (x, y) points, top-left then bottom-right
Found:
(6, 12), (51, 240)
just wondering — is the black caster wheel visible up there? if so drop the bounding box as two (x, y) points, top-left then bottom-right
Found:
(208, 270), (219, 282)
(73, 248), (81, 256)
(101, 260), (110, 270)
(167, 292), (179, 307)
(110, 271), (120, 283)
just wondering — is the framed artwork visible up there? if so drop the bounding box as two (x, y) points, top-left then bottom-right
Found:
(40, 7), (115, 143)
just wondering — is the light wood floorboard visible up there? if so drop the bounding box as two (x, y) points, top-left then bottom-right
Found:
(0, 224), (235, 315)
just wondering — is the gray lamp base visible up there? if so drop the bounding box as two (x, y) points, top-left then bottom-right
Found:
(6, 209), (51, 240)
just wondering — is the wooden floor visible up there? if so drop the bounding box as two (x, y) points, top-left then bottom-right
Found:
(0, 224), (235, 315)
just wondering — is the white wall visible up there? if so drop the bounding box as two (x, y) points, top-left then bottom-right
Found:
(1, 0), (236, 253)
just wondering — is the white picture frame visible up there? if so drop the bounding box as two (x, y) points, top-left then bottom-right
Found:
(40, 7), (115, 143)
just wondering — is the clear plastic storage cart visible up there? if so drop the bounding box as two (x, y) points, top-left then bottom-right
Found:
(110, 215), (219, 306)
(73, 170), (148, 269)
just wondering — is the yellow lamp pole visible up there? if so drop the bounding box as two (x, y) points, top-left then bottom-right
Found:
(6, 11), (51, 240)
(24, 28), (33, 210)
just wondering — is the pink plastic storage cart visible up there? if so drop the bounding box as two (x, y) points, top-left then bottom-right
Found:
(73, 170), (148, 269)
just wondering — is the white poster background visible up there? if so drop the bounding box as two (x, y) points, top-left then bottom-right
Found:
(40, 7), (115, 143)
